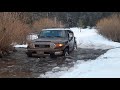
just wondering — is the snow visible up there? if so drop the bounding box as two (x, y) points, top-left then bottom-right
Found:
(59, 48), (120, 78)
(27, 34), (38, 41)
(14, 44), (28, 48)
(70, 27), (120, 49)
(14, 34), (38, 48)
(39, 27), (120, 78)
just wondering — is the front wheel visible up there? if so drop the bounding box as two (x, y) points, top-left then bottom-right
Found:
(74, 42), (77, 50)
(63, 48), (69, 57)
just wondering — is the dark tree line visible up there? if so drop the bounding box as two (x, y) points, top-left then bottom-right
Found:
(19, 12), (115, 28)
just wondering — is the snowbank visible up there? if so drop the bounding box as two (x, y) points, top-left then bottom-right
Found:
(14, 34), (38, 48)
(70, 27), (120, 49)
(27, 33), (38, 41)
(60, 48), (120, 78)
(39, 47), (120, 78)
(14, 44), (28, 48)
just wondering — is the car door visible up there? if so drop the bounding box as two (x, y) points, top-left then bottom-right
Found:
(68, 30), (74, 51)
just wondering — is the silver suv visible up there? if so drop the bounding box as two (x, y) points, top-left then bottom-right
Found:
(26, 28), (77, 58)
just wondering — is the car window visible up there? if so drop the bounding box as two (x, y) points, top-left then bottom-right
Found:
(38, 30), (66, 38)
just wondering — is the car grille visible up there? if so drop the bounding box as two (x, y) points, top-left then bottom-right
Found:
(35, 44), (50, 48)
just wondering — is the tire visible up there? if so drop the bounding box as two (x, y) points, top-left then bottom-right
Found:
(63, 48), (69, 57)
(74, 42), (77, 50)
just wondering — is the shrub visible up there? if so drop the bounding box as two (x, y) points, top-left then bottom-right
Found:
(0, 12), (30, 55)
(32, 18), (64, 33)
(96, 14), (120, 42)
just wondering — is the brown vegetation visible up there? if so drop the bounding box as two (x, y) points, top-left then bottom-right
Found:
(33, 18), (64, 33)
(96, 14), (120, 42)
(0, 13), (65, 57)
(0, 12), (30, 56)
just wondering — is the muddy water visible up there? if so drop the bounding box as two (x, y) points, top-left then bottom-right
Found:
(0, 48), (108, 78)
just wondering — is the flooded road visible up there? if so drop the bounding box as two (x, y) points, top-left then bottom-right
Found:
(0, 48), (108, 78)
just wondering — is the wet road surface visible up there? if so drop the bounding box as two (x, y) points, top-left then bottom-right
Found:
(0, 48), (108, 78)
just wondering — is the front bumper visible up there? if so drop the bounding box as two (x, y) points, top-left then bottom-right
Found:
(27, 48), (64, 56)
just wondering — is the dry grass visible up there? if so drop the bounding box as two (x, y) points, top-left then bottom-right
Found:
(33, 18), (64, 33)
(96, 14), (120, 42)
(0, 12), (30, 54)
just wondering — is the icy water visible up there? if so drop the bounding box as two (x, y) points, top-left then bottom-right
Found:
(0, 48), (108, 78)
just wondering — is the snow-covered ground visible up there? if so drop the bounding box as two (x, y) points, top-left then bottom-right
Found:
(14, 44), (28, 48)
(70, 27), (120, 49)
(26, 33), (38, 41)
(39, 27), (120, 78)
(14, 33), (38, 48)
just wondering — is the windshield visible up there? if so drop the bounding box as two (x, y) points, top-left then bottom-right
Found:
(38, 30), (66, 38)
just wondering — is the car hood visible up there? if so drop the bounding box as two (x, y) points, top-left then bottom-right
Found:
(32, 38), (68, 43)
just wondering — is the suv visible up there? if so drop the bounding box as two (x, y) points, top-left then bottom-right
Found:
(26, 28), (77, 58)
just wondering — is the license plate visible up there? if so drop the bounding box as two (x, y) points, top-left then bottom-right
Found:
(37, 51), (44, 54)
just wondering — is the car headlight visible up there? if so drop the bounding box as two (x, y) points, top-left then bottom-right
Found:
(50, 43), (64, 49)
(55, 43), (64, 48)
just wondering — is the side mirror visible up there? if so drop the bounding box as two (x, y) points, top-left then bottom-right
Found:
(69, 33), (73, 41)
